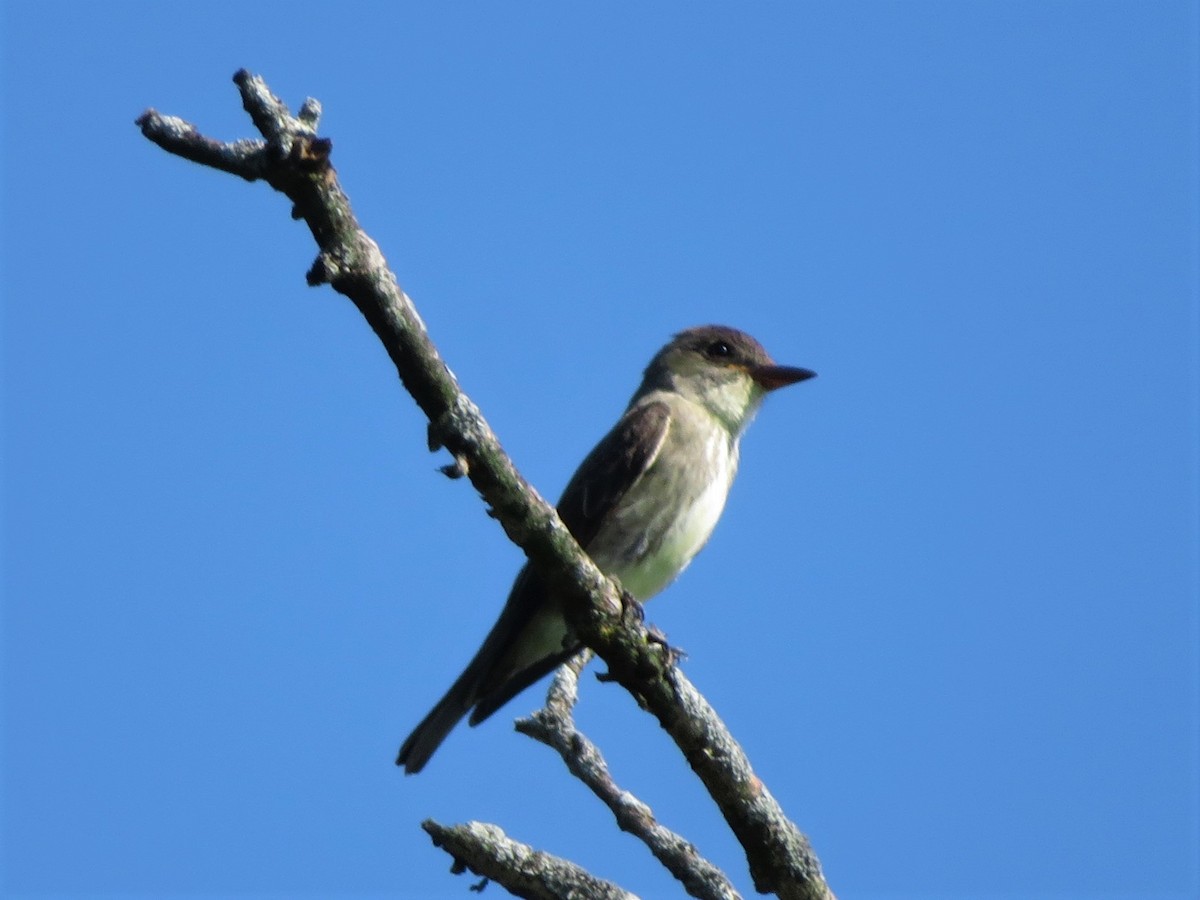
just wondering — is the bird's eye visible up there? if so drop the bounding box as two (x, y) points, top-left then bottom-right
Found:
(706, 340), (732, 359)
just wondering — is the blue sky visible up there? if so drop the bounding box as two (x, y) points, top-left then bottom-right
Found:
(3, 2), (1197, 898)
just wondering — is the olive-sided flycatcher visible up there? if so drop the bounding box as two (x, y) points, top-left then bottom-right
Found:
(397, 325), (815, 773)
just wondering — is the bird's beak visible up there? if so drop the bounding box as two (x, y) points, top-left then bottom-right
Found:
(750, 364), (817, 391)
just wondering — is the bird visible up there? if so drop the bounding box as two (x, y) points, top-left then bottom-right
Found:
(397, 324), (815, 773)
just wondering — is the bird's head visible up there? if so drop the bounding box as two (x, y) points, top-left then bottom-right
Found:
(639, 325), (815, 434)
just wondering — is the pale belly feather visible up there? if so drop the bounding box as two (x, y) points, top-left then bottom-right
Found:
(589, 424), (737, 601)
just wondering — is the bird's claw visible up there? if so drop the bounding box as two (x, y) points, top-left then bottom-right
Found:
(620, 590), (685, 667)
(647, 624), (686, 666)
(619, 589), (646, 624)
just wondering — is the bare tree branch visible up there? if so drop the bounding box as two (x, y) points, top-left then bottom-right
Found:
(136, 70), (835, 900)
(518, 654), (743, 900)
(423, 820), (638, 900)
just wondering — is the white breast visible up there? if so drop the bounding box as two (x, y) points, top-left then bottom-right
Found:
(591, 422), (738, 601)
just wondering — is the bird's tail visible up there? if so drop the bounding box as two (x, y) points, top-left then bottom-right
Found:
(395, 608), (519, 773)
(396, 679), (474, 774)
(396, 567), (565, 773)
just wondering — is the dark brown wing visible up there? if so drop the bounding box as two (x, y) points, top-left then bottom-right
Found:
(555, 399), (672, 549)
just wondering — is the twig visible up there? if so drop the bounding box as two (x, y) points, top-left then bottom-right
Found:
(423, 820), (639, 900)
(518, 654), (743, 900)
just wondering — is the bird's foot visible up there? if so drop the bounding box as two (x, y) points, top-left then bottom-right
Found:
(647, 624), (687, 666)
(619, 590), (685, 666)
(619, 589), (646, 624)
